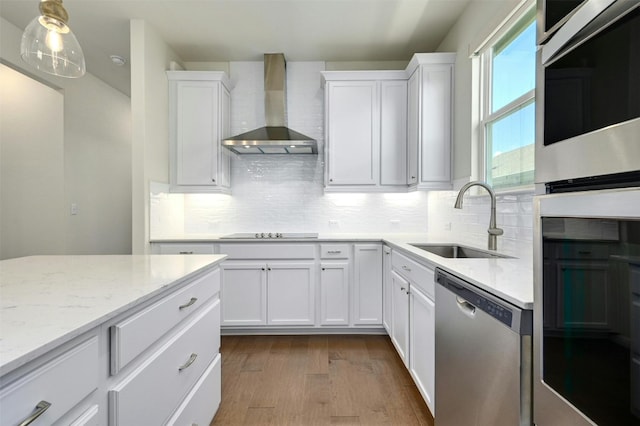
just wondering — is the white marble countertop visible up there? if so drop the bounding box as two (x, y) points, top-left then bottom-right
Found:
(0, 254), (226, 376)
(151, 233), (534, 309)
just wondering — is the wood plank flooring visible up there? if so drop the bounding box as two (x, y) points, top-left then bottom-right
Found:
(211, 335), (434, 426)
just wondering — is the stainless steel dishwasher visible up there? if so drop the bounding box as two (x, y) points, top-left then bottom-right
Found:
(435, 268), (532, 426)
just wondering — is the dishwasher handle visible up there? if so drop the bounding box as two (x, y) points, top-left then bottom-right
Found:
(456, 296), (476, 317)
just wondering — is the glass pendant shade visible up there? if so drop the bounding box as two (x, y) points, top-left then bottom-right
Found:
(20, 2), (85, 78)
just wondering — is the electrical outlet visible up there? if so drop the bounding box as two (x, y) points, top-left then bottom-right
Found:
(328, 220), (339, 228)
(444, 222), (451, 231)
(390, 220), (400, 227)
(70, 203), (78, 215)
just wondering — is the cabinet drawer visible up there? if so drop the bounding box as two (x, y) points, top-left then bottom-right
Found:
(110, 268), (220, 374)
(70, 404), (100, 426)
(219, 243), (315, 259)
(0, 337), (99, 426)
(392, 251), (435, 299)
(166, 354), (221, 426)
(320, 244), (350, 259)
(109, 299), (220, 426)
(156, 243), (215, 254)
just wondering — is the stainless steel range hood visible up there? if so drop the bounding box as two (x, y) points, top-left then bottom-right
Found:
(223, 53), (317, 154)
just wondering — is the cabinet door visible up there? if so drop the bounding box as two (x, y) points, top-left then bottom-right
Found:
(220, 262), (267, 326)
(380, 80), (408, 186)
(175, 81), (220, 186)
(420, 64), (452, 185)
(326, 81), (378, 185)
(267, 262), (315, 326)
(410, 286), (435, 414)
(382, 246), (393, 333)
(391, 270), (410, 366)
(218, 86), (231, 188)
(320, 262), (350, 326)
(407, 70), (419, 185)
(353, 244), (383, 325)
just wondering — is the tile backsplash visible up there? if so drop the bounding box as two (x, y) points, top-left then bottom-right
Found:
(427, 189), (534, 252)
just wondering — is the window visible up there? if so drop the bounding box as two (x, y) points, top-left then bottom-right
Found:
(479, 7), (536, 190)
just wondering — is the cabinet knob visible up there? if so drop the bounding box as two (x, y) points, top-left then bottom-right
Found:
(322, 267), (326, 271)
(262, 267), (266, 271)
(211, 178), (216, 182)
(329, 178), (333, 182)
(400, 287), (406, 291)
(411, 176), (416, 179)
(268, 267), (272, 271)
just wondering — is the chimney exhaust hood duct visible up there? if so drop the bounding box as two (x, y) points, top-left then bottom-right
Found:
(223, 53), (317, 154)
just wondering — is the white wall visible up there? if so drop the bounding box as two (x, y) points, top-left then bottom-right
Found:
(0, 64), (64, 260)
(130, 20), (183, 253)
(0, 17), (132, 258)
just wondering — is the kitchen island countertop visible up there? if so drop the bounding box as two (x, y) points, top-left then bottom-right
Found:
(0, 254), (226, 376)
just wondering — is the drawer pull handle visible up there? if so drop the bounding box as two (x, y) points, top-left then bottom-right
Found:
(179, 251), (194, 254)
(178, 297), (198, 310)
(178, 353), (198, 371)
(402, 265), (412, 272)
(18, 400), (51, 426)
(327, 250), (342, 254)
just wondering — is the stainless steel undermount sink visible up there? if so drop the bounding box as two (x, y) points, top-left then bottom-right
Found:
(408, 244), (512, 259)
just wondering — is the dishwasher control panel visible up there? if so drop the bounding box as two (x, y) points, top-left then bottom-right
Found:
(435, 268), (532, 335)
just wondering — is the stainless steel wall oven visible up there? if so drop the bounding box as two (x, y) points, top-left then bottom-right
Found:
(535, 1), (640, 424)
(535, 0), (640, 185)
(534, 188), (640, 425)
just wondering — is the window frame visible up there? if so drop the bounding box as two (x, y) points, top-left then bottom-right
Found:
(477, 4), (537, 193)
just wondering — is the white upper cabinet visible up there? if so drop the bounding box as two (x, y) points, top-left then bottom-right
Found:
(324, 79), (379, 186)
(406, 53), (455, 190)
(380, 80), (408, 186)
(322, 71), (408, 192)
(168, 71), (231, 193)
(322, 53), (454, 192)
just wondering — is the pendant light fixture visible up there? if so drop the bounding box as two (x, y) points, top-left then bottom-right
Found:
(20, 0), (86, 78)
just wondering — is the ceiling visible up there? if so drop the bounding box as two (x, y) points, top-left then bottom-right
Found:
(0, 0), (474, 96)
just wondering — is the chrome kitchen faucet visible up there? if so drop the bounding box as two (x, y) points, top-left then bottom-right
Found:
(454, 181), (504, 250)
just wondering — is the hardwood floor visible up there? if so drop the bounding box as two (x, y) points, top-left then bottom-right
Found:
(211, 335), (434, 426)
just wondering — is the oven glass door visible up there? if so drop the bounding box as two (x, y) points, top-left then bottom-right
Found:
(542, 216), (640, 425)
(544, 5), (640, 146)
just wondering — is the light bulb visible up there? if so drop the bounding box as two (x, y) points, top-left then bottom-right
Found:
(45, 29), (63, 52)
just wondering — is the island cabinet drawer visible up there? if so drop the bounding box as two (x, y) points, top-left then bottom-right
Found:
(166, 354), (221, 426)
(392, 251), (435, 299)
(110, 268), (220, 375)
(0, 336), (99, 426)
(109, 299), (220, 426)
(219, 243), (316, 259)
(320, 244), (350, 259)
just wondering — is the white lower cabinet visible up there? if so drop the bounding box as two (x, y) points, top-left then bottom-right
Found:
(109, 298), (221, 425)
(389, 249), (436, 414)
(220, 262), (267, 326)
(409, 285), (436, 414)
(382, 246), (393, 333)
(353, 244), (383, 325)
(166, 353), (221, 426)
(0, 336), (99, 426)
(320, 262), (350, 325)
(390, 270), (410, 366)
(267, 263), (315, 325)
(220, 260), (315, 327)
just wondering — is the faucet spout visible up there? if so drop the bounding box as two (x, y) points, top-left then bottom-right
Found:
(454, 181), (504, 250)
